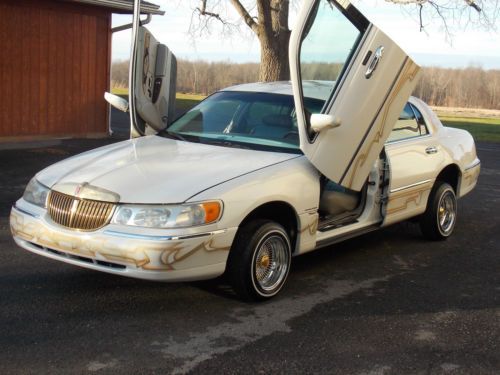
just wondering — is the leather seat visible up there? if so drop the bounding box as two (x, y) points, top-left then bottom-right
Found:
(251, 114), (294, 139)
(319, 181), (360, 216)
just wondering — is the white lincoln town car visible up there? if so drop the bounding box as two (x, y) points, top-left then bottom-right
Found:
(11, 0), (480, 300)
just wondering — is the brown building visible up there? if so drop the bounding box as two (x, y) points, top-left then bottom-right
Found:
(0, 0), (162, 141)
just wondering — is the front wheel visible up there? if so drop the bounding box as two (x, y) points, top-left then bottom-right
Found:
(420, 182), (457, 240)
(226, 219), (292, 301)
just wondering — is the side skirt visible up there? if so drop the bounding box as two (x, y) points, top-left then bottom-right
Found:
(314, 222), (381, 250)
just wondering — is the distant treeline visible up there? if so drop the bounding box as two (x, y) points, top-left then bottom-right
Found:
(415, 66), (499, 109)
(111, 59), (500, 109)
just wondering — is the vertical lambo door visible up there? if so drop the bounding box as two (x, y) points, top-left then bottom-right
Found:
(290, 0), (421, 192)
(129, 0), (177, 138)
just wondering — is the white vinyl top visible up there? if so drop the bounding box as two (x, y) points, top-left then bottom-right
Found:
(223, 81), (334, 101)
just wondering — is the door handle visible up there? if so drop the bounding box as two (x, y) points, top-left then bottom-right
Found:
(365, 46), (384, 79)
(425, 146), (438, 154)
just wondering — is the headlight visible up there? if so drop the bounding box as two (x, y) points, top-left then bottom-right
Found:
(23, 178), (49, 208)
(111, 201), (222, 229)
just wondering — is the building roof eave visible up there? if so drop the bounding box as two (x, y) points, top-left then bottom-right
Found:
(67, 0), (165, 15)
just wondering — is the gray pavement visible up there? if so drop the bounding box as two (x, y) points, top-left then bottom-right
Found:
(0, 140), (498, 374)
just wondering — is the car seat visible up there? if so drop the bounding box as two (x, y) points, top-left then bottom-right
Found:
(250, 114), (294, 139)
(319, 180), (360, 216)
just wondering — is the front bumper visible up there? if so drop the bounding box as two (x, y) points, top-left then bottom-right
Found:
(10, 200), (238, 282)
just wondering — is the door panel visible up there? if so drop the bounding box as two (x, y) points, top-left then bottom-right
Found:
(290, 0), (421, 191)
(385, 137), (444, 225)
(129, 1), (177, 138)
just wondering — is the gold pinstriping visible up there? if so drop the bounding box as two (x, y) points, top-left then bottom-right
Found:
(345, 61), (421, 189)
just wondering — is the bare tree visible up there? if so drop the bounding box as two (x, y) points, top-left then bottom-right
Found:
(192, 0), (291, 82)
(187, 0), (498, 82)
(386, 0), (498, 40)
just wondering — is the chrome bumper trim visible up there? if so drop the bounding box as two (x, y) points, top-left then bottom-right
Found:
(390, 179), (433, 194)
(465, 160), (481, 171)
(102, 229), (228, 241)
(12, 205), (40, 219)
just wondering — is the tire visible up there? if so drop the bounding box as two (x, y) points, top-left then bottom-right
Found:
(420, 182), (457, 241)
(226, 219), (292, 301)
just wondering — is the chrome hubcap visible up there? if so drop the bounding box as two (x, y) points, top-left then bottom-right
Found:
(437, 190), (456, 235)
(254, 234), (289, 292)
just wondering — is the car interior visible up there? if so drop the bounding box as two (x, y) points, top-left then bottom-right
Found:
(317, 178), (367, 231)
(250, 114), (296, 139)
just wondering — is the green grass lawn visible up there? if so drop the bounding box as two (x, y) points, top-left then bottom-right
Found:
(175, 95), (204, 114)
(439, 116), (500, 143)
(111, 88), (204, 115)
(111, 87), (128, 96)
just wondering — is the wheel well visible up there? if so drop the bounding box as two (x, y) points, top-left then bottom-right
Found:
(238, 202), (298, 251)
(435, 164), (461, 193)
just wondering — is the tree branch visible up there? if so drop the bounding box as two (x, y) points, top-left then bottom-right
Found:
(386, 0), (486, 36)
(465, 0), (481, 12)
(228, 0), (260, 34)
(196, 0), (227, 25)
(385, 0), (481, 12)
(384, 0), (428, 4)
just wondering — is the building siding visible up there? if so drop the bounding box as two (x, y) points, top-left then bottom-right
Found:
(0, 0), (112, 139)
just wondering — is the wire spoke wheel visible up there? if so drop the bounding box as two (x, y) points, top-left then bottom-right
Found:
(437, 190), (456, 235)
(253, 233), (289, 292)
(227, 219), (292, 301)
(420, 182), (457, 241)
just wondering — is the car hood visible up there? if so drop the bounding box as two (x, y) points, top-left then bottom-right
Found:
(36, 135), (299, 203)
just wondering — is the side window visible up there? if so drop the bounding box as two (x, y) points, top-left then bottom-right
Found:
(410, 103), (429, 136)
(387, 103), (421, 143)
(300, 2), (362, 95)
(299, 1), (363, 138)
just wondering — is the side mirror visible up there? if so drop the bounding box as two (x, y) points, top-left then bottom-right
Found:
(104, 92), (129, 112)
(310, 114), (341, 133)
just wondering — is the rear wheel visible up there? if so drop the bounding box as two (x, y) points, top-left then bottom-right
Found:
(420, 182), (457, 240)
(227, 219), (292, 301)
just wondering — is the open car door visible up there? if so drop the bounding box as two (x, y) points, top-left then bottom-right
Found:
(290, 0), (421, 191)
(129, 0), (177, 138)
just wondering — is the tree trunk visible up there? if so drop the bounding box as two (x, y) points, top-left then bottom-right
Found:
(254, 0), (291, 82)
(259, 31), (290, 82)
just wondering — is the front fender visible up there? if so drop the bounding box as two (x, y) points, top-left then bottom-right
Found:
(187, 156), (320, 253)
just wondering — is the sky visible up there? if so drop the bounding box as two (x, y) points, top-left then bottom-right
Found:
(111, 0), (500, 69)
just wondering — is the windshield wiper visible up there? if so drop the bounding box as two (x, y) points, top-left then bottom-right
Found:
(202, 138), (252, 150)
(160, 130), (189, 142)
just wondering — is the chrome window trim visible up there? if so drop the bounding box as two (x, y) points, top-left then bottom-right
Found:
(385, 133), (432, 146)
(409, 102), (430, 136)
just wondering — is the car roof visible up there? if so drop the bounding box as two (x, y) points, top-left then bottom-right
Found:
(222, 81), (333, 101)
(224, 81), (421, 107)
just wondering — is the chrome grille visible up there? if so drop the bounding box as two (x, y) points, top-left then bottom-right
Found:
(47, 190), (115, 231)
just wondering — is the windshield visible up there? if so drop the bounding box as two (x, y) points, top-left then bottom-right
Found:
(163, 91), (325, 153)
